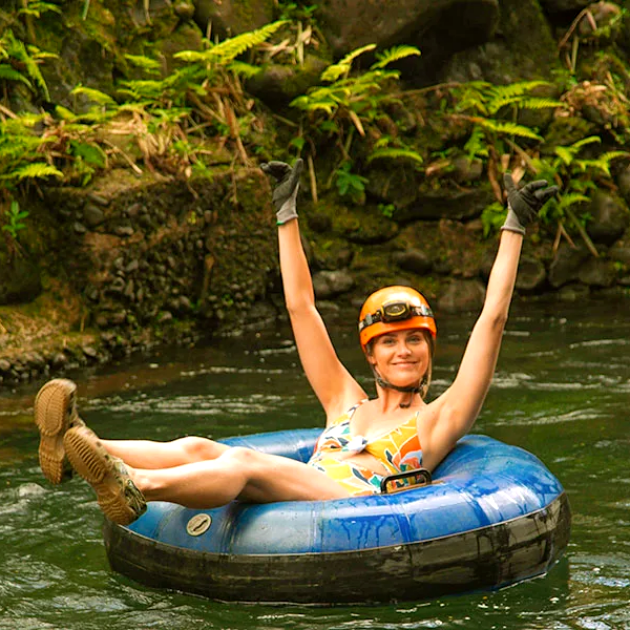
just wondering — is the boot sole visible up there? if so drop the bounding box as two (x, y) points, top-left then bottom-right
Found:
(34, 379), (77, 485)
(63, 427), (145, 526)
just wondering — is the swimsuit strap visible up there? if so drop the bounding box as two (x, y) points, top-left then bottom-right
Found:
(329, 398), (369, 427)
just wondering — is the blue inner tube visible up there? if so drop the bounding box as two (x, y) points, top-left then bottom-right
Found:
(103, 431), (571, 604)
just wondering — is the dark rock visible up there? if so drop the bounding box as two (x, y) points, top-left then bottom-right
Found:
(609, 237), (630, 265)
(24, 352), (45, 369)
(313, 270), (355, 299)
(337, 248), (354, 268)
(441, 0), (560, 83)
(124, 280), (135, 300)
(87, 193), (109, 207)
(158, 311), (173, 323)
(83, 203), (105, 228)
(49, 353), (67, 369)
(177, 296), (192, 313)
(342, 211), (399, 244)
(194, 0), (274, 38)
(247, 55), (328, 106)
(316, 300), (341, 315)
(307, 212), (333, 234)
(541, 117), (597, 155)
(82, 346), (99, 359)
(437, 279), (486, 313)
(450, 157), (484, 184)
(173, 0), (195, 20)
(396, 185), (494, 222)
(109, 311), (127, 325)
(434, 259), (454, 275)
(516, 256), (547, 292)
(548, 243), (591, 288)
(318, 0), (499, 68)
(0, 254), (42, 306)
(114, 226), (134, 237)
(577, 258), (616, 287)
(617, 166), (630, 205)
(557, 283), (590, 302)
(539, 0), (591, 12)
(586, 191), (630, 245)
(109, 277), (126, 293)
(392, 249), (432, 275)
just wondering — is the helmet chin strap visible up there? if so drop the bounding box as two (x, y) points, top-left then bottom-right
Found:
(371, 366), (420, 409)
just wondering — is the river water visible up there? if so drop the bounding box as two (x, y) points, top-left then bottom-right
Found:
(1, 299), (629, 629)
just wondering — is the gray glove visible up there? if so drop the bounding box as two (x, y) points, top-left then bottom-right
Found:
(502, 173), (559, 235)
(260, 159), (304, 225)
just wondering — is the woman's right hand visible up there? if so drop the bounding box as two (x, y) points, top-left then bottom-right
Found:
(261, 159), (304, 225)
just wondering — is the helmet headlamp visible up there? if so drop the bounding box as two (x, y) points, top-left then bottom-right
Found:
(358, 300), (433, 333)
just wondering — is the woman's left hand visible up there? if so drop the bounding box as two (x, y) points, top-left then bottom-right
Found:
(502, 173), (559, 235)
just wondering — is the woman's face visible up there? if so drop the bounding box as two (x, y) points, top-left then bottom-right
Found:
(368, 329), (431, 388)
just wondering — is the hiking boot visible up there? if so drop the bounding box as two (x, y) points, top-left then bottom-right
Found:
(34, 379), (86, 484)
(63, 426), (147, 526)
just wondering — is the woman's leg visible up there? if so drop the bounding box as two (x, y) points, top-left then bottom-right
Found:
(34, 379), (229, 483)
(101, 436), (229, 469)
(63, 426), (350, 524)
(134, 446), (351, 508)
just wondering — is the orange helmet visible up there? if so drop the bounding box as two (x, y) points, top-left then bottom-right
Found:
(358, 286), (436, 350)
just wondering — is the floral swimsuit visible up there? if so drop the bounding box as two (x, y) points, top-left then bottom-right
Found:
(307, 400), (423, 496)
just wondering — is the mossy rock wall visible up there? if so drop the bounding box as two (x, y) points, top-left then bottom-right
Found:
(39, 168), (277, 341)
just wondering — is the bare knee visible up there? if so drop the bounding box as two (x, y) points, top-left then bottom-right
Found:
(219, 447), (260, 471)
(174, 436), (226, 462)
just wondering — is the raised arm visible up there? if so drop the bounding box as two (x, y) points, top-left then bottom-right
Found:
(262, 160), (366, 421)
(421, 174), (559, 469)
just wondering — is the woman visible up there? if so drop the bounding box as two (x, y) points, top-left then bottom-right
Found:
(34, 160), (557, 525)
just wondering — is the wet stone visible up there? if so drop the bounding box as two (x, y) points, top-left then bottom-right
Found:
(87, 192), (110, 207)
(84, 203), (105, 228)
(82, 346), (98, 358)
(49, 353), (67, 369)
(109, 277), (125, 293)
(392, 249), (432, 275)
(115, 226), (134, 237)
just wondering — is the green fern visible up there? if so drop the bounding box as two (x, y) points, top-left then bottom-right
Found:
(517, 97), (564, 110)
(0, 64), (31, 86)
(71, 85), (117, 106)
(12, 163), (63, 181)
(228, 61), (261, 79)
(464, 126), (489, 160)
(473, 118), (543, 141)
(124, 54), (162, 74)
(321, 44), (376, 82)
(372, 45), (420, 70)
(17, 0), (62, 17)
(0, 30), (54, 101)
(174, 21), (288, 65)
(368, 147), (423, 167)
(529, 136), (630, 254)
(575, 151), (630, 176)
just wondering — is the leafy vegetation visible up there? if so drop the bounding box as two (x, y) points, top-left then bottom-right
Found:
(531, 137), (629, 254)
(1, 0), (630, 262)
(290, 44), (423, 199)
